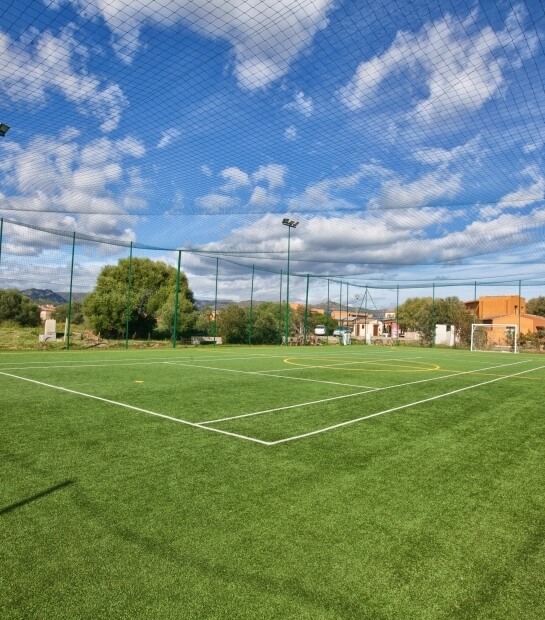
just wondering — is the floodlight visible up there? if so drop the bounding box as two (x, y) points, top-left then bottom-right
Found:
(282, 218), (299, 228)
(0, 123), (10, 137)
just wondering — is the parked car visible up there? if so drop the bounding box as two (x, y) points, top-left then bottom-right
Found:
(314, 325), (327, 336)
(333, 327), (351, 336)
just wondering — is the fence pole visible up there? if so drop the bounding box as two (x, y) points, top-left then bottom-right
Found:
(0, 218), (3, 269)
(364, 287), (368, 343)
(214, 257), (219, 344)
(474, 281), (477, 322)
(278, 269), (283, 344)
(327, 279), (330, 343)
(346, 283), (349, 334)
(248, 264), (255, 345)
(339, 281), (342, 327)
(66, 232), (76, 351)
(124, 242), (133, 349)
(518, 279), (522, 345)
(431, 283), (436, 347)
(304, 274), (310, 345)
(172, 250), (182, 348)
(396, 284), (400, 345)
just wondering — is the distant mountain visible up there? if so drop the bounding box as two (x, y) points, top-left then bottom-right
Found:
(195, 298), (237, 310)
(57, 292), (87, 302)
(21, 289), (67, 305)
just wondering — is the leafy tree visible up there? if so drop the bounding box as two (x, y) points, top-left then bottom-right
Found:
(397, 296), (472, 346)
(527, 296), (545, 317)
(54, 301), (84, 325)
(397, 297), (433, 340)
(0, 289), (40, 326)
(194, 307), (216, 336)
(433, 296), (473, 346)
(213, 302), (342, 345)
(251, 302), (282, 344)
(83, 258), (196, 339)
(216, 304), (247, 344)
(156, 294), (197, 338)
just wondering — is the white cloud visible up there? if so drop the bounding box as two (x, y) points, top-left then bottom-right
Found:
(0, 27), (128, 132)
(194, 163), (287, 211)
(249, 186), (277, 208)
(220, 166), (251, 191)
(412, 137), (482, 166)
(252, 164), (288, 190)
(55, 0), (335, 89)
(195, 193), (239, 212)
(480, 166), (545, 218)
(201, 165), (213, 177)
(284, 125), (298, 141)
(288, 167), (374, 212)
(339, 6), (538, 124)
(369, 169), (462, 211)
(157, 128), (182, 149)
(0, 129), (147, 250)
(284, 91), (314, 117)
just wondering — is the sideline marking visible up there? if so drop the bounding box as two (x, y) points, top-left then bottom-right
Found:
(198, 358), (531, 425)
(267, 363), (545, 445)
(0, 370), (270, 446)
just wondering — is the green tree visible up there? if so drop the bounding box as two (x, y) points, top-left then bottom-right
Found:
(54, 301), (84, 325)
(527, 296), (545, 317)
(194, 307), (216, 336)
(216, 304), (247, 344)
(433, 296), (473, 346)
(251, 302), (282, 344)
(397, 296), (472, 346)
(83, 258), (196, 339)
(397, 297), (433, 342)
(0, 289), (40, 326)
(157, 294), (197, 338)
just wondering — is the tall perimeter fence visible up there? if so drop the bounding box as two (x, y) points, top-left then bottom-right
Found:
(1, 218), (545, 349)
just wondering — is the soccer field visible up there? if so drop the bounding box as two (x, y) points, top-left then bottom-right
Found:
(2, 345), (545, 618)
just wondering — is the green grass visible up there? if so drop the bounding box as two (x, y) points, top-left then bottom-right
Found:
(1, 345), (545, 619)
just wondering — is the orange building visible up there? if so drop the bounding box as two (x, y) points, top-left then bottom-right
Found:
(465, 295), (545, 334)
(465, 295), (525, 319)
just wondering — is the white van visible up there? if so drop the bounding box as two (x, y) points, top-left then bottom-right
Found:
(314, 325), (326, 336)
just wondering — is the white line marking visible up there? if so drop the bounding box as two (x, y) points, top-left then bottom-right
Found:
(0, 370), (270, 446)
(197, 358), (531, 425)
(267, 364), (545, 445)
(163, 361), (378, 389)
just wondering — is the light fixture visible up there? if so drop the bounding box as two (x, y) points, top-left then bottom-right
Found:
(282, 218), (298, 228)
(0, 123), (10, 137)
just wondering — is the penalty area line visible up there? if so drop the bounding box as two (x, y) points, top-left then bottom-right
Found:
(267, 363), (545, 445)
(0, 370), (271, 446)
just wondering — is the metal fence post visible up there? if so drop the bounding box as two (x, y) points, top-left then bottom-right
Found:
(172, 250), (182, 348)
(66, 232), (76, 351)
(248, 264), (254, 345)
(304, 274), (310, 345)
(213, 257), (219, 344)
(124, 242), (133, 349)
(0, 218), (3, 270)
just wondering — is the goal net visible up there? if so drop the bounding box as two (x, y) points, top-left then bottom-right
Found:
(470, 323), (519, 353)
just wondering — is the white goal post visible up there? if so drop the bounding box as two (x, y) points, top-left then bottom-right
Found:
(470, 323), (519, 353)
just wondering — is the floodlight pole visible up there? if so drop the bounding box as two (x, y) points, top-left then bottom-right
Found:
(282, 218), (299, 345)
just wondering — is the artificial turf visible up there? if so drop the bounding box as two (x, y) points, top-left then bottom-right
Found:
(1, 345), (544, 618)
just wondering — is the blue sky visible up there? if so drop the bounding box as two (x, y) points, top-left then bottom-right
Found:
(1, 0), (545, 306)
